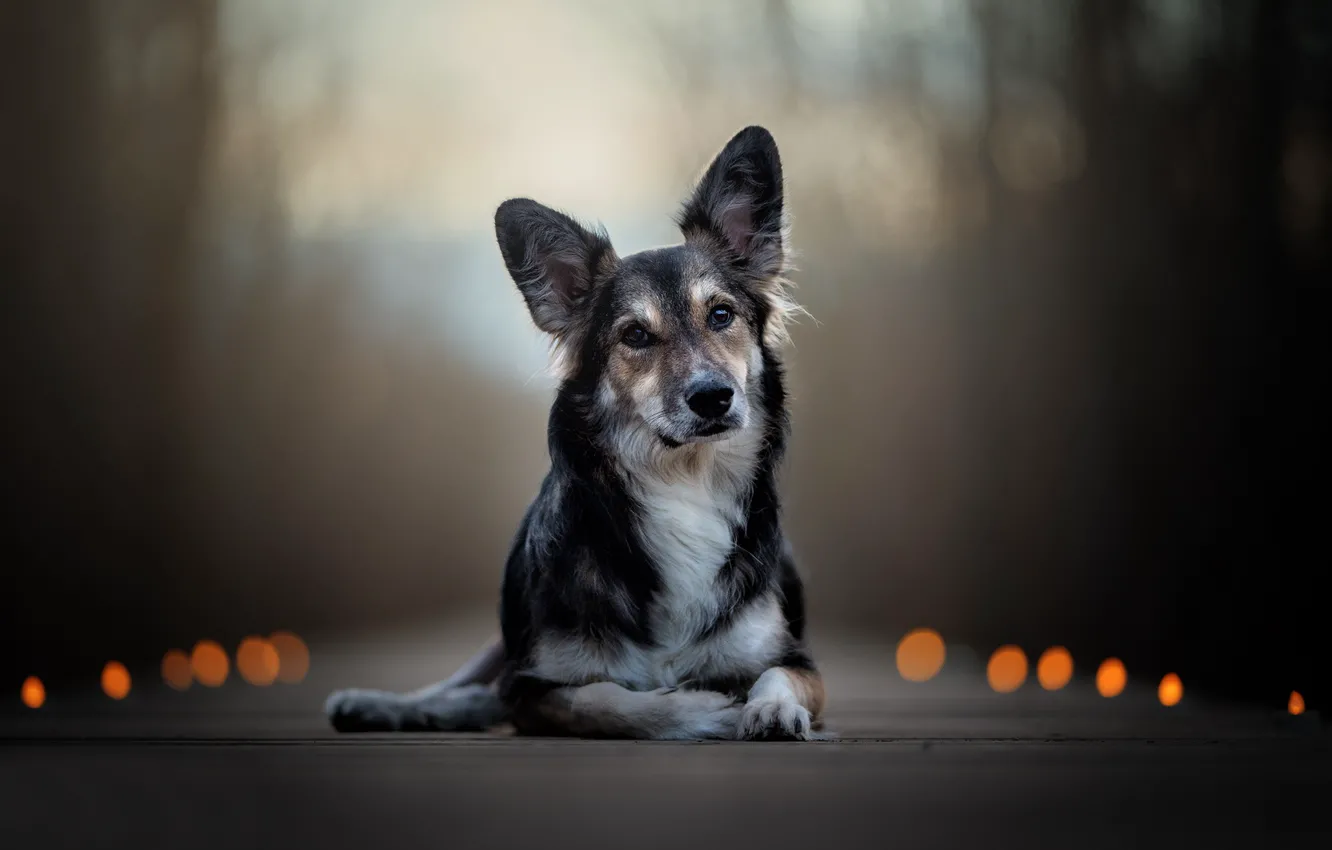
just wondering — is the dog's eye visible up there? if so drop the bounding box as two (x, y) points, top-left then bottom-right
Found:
(621, 325), (652, 348)
(708, 306), (734, 329)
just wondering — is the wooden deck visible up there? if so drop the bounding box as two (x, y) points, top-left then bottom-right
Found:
(3, 620), (1328, 847)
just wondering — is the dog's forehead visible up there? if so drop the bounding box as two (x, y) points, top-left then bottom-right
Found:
(609, 246), (726, 316)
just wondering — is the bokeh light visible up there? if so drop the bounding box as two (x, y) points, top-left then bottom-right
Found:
(191, 639), (230, 687)
(986, 645), (1028, 693)
(237, 636), (281, 686)
(1036, 646), (1074, 691)
(270, 631), (310, 684)
(1096, 658), (1127, 698)
(21, 676), (45, 709)
(895, 628), (946, 682)
(1158, 673), (1183, 707)
(162, 649), (193, 690)
(1288, 691), (1305, 716)
(101, 661), (131, 700)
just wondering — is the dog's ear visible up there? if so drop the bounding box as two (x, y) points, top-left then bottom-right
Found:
(677, 126), (786, 278)
(495, 198), (617, 336)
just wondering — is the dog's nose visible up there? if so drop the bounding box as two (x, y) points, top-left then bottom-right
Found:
(687, 381), (734, 419)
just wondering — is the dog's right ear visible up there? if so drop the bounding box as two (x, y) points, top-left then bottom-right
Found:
(495, 198), (617, 337)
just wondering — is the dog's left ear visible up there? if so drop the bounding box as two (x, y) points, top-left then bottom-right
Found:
(677, 125), (786, 278)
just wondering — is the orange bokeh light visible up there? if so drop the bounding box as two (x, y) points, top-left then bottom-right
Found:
(896, 628), (946, 682)
(101, 661), (131, 700)
(21, 676), (45, 709)
(1289, 691), (1305, 716)
(162, 649), (193, 691)
(237, 637), (281, 686)
(1158, 673), (1183, 707)
(987, 645), (1028, 693)
(1096, 658), (1127, 697)
(191, 640), (230, 687)
(1036, 647), (1074, 691)
(269, 631), (310, 684)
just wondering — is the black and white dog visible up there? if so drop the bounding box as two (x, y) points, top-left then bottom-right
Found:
(325, 126), (825, 740)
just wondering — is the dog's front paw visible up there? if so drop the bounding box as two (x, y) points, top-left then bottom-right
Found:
(325, 688), (404, 733)
(736, 698), (812, 741)
(656, 688), (743, 740)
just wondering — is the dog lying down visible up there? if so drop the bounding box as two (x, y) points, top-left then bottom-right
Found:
(326, 126), (828, 741)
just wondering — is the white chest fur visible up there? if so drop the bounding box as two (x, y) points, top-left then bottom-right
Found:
(528, 427), (783, 691)
(632, 464), (747, 649)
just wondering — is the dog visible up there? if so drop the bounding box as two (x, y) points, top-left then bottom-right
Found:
(325, 125), (825, 740)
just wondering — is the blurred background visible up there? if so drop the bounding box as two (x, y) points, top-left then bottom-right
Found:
(3, 0), (1329, 715)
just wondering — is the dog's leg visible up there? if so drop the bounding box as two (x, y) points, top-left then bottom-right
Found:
(510, 679), (742, 740)
(737, 547), (829, 742)
(438, 636), (507, 689)
(326, 637), (508, 733)
(326, 682), (505, 733)
(736, 658), (826, 741)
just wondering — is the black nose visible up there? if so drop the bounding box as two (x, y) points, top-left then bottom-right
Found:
(687, 382), (734, 419)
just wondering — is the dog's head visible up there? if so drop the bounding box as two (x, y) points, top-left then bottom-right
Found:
(494, 126), (798, 454)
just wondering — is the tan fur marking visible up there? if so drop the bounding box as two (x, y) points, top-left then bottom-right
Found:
(688, 276), (724, 309)
(783, 667), (826, 720)
(604, 291), (669, 406)
(697, 328), (753, 390)
(628, 370), (660, 407)
(685, 274), (760, 392)
(640, 301), (662, 330)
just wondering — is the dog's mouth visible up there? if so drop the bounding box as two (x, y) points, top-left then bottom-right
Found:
(659, 422), (734, 448)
